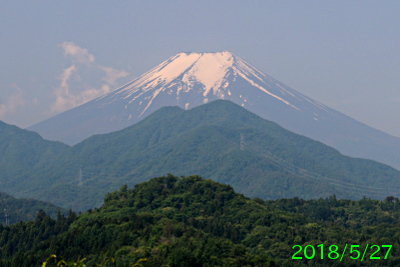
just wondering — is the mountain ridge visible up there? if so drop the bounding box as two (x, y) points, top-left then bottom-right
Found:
(27, 51), (400, 170)
(7, 100), (400, 210)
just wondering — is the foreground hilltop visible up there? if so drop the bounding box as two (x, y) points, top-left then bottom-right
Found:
(1, 175), (400, 266)
(28, 51), (400, 170)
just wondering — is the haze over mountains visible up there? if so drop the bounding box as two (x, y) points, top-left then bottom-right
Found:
(2, 100), (400, 211)
(28, 51), (400, 170)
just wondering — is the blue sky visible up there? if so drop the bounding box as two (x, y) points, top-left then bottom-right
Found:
(1, 1), (400, 137)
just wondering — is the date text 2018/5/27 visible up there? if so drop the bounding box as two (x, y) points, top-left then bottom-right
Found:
(292, 244), (392, 261)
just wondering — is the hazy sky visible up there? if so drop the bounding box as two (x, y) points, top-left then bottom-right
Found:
(1, 1), (400, 137)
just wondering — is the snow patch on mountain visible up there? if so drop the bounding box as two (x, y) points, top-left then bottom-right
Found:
(94, 51), (321, 118)
(181, 51), (232, 96)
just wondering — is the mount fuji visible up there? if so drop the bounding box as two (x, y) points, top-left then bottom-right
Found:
(28, 51), (400, 169)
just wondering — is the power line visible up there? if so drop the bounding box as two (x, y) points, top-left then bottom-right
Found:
(233, 132), (399, 198)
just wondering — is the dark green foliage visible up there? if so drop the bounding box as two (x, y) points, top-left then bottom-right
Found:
(2, 175), (400, 266)
(3, 100), (400, 211)
(0, 208), (76, 266)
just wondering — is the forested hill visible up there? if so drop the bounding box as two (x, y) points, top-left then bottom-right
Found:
(0, 120), (69, 188)
(0, 191), (67, 225)
(1, 175), (400, 266)
(6, 100), (400, 211)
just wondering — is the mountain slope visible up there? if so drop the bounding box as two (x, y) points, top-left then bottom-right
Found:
(0, 120), (69, 188)
(10, 100), (400, 210)
(28, 51), (400, 170)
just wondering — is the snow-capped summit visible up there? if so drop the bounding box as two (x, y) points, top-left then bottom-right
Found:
(95, 51), (330, 123)
(28, 51), (400, 170)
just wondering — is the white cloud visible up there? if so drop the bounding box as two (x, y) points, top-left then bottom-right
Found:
(100, 66), (129, 85)
(51, 64), (78, 113)
(0, 85), (25, 118)
(52, 83), (112, 114)
(60, 64), (77, 89)
(51, 64), (114, 113)
(59, 42), (95, 65)
(50, 42), (130, 114)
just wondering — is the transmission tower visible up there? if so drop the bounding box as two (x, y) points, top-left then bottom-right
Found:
(78, 169), (83, 187)
(4, 208), (9, 226)
(240, 133), (245, 151)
